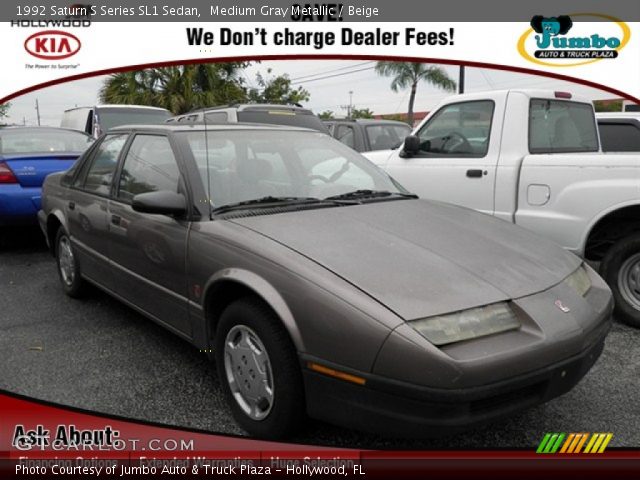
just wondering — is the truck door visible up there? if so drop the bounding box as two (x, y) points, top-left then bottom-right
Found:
(385, 97), (503, 214)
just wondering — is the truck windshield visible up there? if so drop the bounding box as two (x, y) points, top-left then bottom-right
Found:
(529, 99), (599, 153)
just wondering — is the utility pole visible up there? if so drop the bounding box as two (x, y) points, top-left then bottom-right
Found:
(458, 66), (465, 94)
(340, 91), (354, 118)
(35, 99), (41, 126)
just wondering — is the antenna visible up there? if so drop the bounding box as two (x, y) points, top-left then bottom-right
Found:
(203, 108), (213, 220)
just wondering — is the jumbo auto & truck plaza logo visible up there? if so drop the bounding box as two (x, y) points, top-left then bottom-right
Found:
(518, 13), (630, 67)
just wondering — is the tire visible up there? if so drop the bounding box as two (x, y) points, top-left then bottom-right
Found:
(54, 228), (86, 298)
(601, 233), (640, 328)
(214, 297), (305, 439)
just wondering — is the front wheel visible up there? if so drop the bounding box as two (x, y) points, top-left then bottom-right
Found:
(55, 229), (86, 298)
(214, 297), (305, 439)
(601, 233), (640, 328)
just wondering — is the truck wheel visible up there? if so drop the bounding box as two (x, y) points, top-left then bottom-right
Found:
(55, 228), (86, 298)
(601, 233), (640, 328)
(215, 297), (305, 439)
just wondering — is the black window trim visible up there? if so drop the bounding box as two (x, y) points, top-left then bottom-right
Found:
(413, 99), (496, 159)
(527, 98), (600, 155)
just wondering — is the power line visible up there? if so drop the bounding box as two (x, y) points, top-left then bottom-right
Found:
(291, 66), (376, 85)
(289, 61), (375, 82)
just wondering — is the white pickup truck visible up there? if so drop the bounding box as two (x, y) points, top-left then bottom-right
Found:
(365, 89), (640, 327)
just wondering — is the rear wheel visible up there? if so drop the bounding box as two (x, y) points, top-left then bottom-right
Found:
(601, 233), (640, 328)
(214, 297), (305, 439)
(55, 228), (86, 298)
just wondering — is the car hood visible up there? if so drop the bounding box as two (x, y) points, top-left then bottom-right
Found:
(229, 199), (581, 320)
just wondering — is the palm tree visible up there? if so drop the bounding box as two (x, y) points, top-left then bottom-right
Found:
(375, 62), (456, 126)
(99, 63), (250, 114)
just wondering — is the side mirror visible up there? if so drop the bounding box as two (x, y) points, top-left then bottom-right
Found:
(132, 191), (187, 216)
(401, 135), (421, 157)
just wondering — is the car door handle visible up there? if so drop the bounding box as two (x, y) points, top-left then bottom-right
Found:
(111, 214), (121, 226)
(466, 169), (486, 178)
(68, 201), (75, 210)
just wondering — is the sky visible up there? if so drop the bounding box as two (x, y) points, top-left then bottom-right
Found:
(4, 60), (619, 126)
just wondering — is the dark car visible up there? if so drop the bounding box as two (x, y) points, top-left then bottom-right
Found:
(0, 126), (92, 225)
(324, 118), (411, 152)
(166, 104), (329, 134)
(39, 123), (612, 439)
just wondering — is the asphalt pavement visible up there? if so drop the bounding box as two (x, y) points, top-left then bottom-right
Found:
(1, 227), (638, 449)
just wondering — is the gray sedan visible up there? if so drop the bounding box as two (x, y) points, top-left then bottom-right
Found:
(38, 124), (613, 438)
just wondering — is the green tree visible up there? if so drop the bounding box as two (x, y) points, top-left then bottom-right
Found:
(318, 110), (334, 120)
(0, 102), (10, 120)
(350, 107), (374, 119)
(248, 69), (310, 105)
(594, 99), (623, 112)
(375, 62), (456, 125)
(99, 63), (251, 114)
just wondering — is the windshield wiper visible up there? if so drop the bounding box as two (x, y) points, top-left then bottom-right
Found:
(325, 190), (418, 202)
(212, 196), (332, 215)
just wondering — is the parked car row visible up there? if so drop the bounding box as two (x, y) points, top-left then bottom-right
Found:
(2, 92), (637, 440)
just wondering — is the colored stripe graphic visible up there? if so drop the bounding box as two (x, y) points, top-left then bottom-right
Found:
(537, 433), (565, 453)
(537, 433), (613, 454)
(559, 433), (575, 453)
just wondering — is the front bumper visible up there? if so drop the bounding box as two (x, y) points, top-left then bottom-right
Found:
(302, 318), (609, 437)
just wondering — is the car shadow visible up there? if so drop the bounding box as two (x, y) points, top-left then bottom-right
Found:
(0, 226), (48, 253)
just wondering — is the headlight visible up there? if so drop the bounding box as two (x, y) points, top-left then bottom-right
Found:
(409, 302), (521, 346)
(564, 265), (591, 297)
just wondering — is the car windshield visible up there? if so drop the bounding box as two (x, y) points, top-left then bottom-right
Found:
(0, 129), (92, 155)
(97, 108), (172, 131)
(178, 129), (408, 210)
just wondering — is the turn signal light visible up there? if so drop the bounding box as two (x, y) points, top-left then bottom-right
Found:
(307, 362), (366, 386)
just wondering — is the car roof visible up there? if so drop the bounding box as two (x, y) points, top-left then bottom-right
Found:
(110, 122), (315, 133)
(192, 103), (311, 113)
(64, 104), (170, 112)
(0, 126), (91, 136)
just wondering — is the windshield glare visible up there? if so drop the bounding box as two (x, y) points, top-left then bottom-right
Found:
(0, 129), (92, 155)
(179, 130), (407, 208)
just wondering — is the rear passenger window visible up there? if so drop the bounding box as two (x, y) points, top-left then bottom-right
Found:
(204, 112), (229, 123)
(529, 99), (599, 153)
(79, 133), (128, 195)
(117, 135), (181, 202)
(599, 123), (640, 152)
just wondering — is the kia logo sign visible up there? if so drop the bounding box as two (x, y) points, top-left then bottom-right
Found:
(24, 30), (81, 60)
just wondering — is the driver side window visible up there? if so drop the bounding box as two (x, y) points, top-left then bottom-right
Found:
(416, 100), (494, 157)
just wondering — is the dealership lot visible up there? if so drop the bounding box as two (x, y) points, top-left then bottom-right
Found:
(1, 227), (638, 449)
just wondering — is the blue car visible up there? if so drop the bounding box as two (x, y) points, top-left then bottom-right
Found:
(0, 127), (92, 225)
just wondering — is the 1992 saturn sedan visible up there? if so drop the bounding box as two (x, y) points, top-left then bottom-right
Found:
(39, 123), (613, 438)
